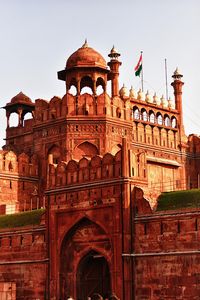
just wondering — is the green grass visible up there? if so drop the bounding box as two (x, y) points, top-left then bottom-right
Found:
(156, 189), (200, 211)
(0, 209), (45, 229)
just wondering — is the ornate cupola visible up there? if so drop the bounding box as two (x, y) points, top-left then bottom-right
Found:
(107, 46), (122, 97)
(3, 92), (35, 128)
(57, 40), (110, 95)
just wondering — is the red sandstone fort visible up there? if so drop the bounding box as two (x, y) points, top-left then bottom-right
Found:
(0, 41), (200, 300)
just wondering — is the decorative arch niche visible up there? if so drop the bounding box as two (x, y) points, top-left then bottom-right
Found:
(59, 218), (111, 300)
(48, 145), (61, 164)
(73, 141), (99, 160)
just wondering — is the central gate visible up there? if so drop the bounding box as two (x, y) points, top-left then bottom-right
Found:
(59, 218), (112, 299)
(76, 250), (111, 300)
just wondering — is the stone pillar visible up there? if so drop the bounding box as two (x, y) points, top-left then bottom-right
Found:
(17, 108), (23, 127)
(6, 111), (10, 128)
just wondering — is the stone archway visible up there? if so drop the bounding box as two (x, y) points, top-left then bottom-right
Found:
(60, 218), (112, 300)
(76, 250), (111, 300)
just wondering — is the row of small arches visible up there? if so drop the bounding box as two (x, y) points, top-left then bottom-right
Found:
(133, 107), (177, 128)
(68, 76), (106, 96)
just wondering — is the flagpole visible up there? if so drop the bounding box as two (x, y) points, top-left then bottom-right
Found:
(141, 51), (144, 92)
(165, 58), (168, 100)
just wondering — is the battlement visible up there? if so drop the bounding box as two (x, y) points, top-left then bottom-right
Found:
(0, 150), (38, 177)
(0, 151), (39, 214)
(0, 227), (46, 261)
(34, 92), (132, 123)
(48, 151), (121, 189)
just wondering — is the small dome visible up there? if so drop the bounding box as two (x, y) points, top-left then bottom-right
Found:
(108, 45), (121, 60)
(153, 93), (161, 105)
(10, 92), (32, 105)
(172, 67), (183, 80)
(161, 95), (168, 108)
(66, 41), (107, 69)
(129, 86), (137, 98)
(173, 67), (182, 76)
(168, 97), (175, 109)
(145, 90), (153, 103)
(119, 84), (129, 98)
(137, 89), (145, 101)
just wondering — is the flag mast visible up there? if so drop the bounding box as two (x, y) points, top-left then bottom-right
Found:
(141, 51), (144, 92)
(165, 58), (168, 100)
(134, 51), (143, 91)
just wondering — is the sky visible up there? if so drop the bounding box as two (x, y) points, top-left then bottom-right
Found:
(0, 0), (199, 147)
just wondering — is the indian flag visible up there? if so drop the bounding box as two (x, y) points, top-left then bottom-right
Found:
(135, 53), (142, 77)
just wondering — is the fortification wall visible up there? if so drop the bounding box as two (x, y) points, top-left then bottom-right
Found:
(0, 151), (39, 214)
(0, 226), (47, 300)
(133, 188), (200, 299)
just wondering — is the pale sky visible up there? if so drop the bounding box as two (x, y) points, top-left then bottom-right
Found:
(0, 0), (199, 147)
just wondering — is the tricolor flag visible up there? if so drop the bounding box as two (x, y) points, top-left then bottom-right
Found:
(135, 53), (142, 77)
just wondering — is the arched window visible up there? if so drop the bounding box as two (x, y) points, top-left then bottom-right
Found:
(171, 116), (177, 128)
(9, 112), (18, 127)
(157, 113), (163, 125)
(96, 77), (105, 95)
(141, 109), (148, 121)
(133, 107), (140, 120)
(164, 115), (170, 127)
(80, 76), (93, 94)
(149, 111), (155, 123)
(23, 112), (33, 126)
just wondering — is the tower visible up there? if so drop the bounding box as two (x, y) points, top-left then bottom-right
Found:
(171, 68), (184, 133)
(107, 46), (122, 97)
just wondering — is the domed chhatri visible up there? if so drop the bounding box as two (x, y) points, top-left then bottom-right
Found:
(108, 45), (121, 60)
(66, 40), (107, 70)
(10, 92), (32, 105)
(172, 67), (183, 81)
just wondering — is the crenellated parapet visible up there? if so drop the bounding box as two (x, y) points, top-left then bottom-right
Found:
(48, 151), (121, 189)
(0, 150), (38, 176)
(0, 150), (39, 214)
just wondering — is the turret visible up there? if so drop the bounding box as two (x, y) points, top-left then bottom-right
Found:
(171, 68), (184, 131)
(107, 46), (122, 97)
(171, 68), (184, 111)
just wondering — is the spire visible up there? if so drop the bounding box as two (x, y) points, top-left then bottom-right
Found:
(82, 39), (88, 48)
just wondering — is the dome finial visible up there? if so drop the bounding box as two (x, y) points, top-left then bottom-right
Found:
(172, 67), (183, 81)
(108, 45), (121, 60)
(82, 39), (88, 48)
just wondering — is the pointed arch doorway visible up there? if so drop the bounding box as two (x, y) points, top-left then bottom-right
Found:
(76, 250), (111, 300)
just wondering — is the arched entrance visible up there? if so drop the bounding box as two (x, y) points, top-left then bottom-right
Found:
(59, 218), (112, 300)
(77, 250), (111, 300)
